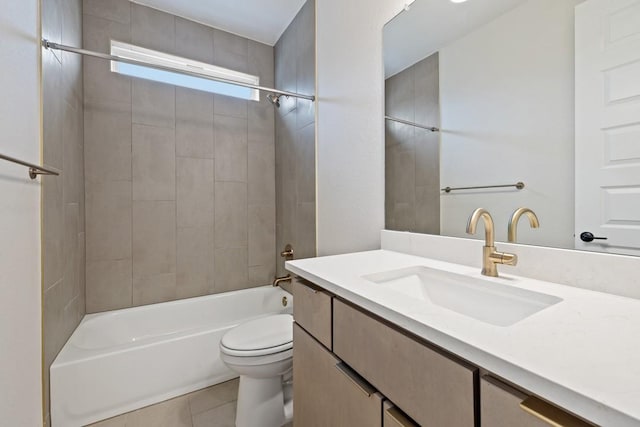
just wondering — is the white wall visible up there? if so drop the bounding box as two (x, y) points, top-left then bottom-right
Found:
(439, 0), (581, 248)
(316, 0), (406, 255)
(0, 1), (43, 425)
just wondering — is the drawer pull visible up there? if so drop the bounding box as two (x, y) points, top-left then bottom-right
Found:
(335, 362), (375, 397)
(520, 397), (592, 427)
(385, 406), (418, 427)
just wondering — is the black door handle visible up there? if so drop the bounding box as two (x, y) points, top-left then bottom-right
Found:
(580, 232), (608, 243)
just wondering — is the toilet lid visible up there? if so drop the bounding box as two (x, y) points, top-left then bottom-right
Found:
(221, 314), (293, 356)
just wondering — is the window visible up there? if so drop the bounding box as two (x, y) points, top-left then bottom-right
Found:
(110, 40), (260, 101)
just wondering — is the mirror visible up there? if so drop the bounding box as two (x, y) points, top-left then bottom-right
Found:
(383, 0), (640, 256)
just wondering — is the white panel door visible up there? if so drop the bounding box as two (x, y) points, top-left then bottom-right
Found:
(575, 0), (640, 255)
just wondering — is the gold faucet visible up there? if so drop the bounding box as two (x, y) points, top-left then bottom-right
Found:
(466, 208), (517, 277)
(508, 207), (539, 243)
(273, 275), (292, 287)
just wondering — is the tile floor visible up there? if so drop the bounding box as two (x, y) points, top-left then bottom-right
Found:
(88, 379), (239, 427)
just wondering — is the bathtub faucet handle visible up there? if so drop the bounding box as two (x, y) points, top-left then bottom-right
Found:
(280, 244), (294, 260)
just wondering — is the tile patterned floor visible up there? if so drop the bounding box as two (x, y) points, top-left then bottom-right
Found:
(88, 379), (240, 427)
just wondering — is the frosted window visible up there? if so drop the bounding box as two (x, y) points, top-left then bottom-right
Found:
(110, 40), (260, 101)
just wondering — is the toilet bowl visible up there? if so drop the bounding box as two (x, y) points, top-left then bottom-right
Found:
(220, 314), (293, 427)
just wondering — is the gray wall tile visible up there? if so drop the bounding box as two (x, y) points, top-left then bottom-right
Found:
(84, 103), (132, 183)
(177, 226), (214, 298)
(215, 182), (248, 248)
(213, 248), (249, 293)
(43, 175), (64, 290)
(248, 142), (275, 206)
(83, 0), (131, 24)
(249, 40), (275, 88)
(86, 180), (132, 261)
(83, 15), (131, 107)
(213, 29), (248, 72)
(86, 259), (132, 312)
(132, 201), (177, 278)
(177, 157), (214, 227)
(249, 204), (276, 268)
(175, 17), (214, 64)
(248, 102), (275, 145)
(214, 115), (247, 182)
(131, 3), (175, 52)
(176, 88), (214, 159)
(132, 124), (176, 201)
(214, 94), (248, 119)
(296, 202), (316, 260)
(296, 123), (315, 203)
(132, 79), (176, 128)
(133, 273), (177, 306)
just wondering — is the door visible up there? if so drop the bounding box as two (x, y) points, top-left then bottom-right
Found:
(575, 0), (640, 255)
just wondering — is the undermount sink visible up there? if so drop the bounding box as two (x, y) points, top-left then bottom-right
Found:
(363, 266), (562, 327)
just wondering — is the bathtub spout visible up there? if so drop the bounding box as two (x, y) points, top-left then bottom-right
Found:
(272, 275), (292, 287)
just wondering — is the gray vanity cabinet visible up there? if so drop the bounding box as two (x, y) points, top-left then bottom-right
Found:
(293, 323), (383, 427)
(481, 376), (592, 427)
(333, 299), (477, 427)
(292, 279), (596, 427)
(292, 280), (332, 350)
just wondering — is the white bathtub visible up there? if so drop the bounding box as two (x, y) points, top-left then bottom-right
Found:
(50, 286), (293, 427)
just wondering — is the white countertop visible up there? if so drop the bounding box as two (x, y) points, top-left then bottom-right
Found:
(286, 250), (640, 426)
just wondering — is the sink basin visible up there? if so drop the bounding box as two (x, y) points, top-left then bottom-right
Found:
(363, 266), (562, 326)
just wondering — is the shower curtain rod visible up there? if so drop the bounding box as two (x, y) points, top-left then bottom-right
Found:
(42, 39), (316, 102)
(385, 116), (439, 132)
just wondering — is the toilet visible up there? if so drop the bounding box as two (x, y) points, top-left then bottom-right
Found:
(220, 314), (294, 427)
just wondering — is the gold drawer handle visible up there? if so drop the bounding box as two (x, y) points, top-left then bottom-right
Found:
(520, 397), (592, 427)
(335, 362), (375, 397)
(384, 406), (418, 427)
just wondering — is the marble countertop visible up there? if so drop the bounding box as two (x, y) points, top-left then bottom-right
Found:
(286, 250), (640, 426)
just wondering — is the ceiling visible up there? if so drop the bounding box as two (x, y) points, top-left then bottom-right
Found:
(131, 0), (306, 46)
(384, 0), (528, 78)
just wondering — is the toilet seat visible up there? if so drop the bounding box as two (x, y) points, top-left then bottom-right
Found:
(220, 314), (293, 357)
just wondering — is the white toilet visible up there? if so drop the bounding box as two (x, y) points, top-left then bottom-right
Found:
(220, 314), (294, 427)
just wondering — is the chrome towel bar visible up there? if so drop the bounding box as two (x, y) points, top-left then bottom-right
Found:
(0, 153), (60, 180)
(442, 182), (525, 193)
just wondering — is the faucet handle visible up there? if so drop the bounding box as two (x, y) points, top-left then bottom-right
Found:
(280, 244), (294, 259)
(489, 251), (518, 266)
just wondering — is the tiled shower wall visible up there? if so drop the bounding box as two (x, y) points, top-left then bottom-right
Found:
(385, 52), (440, 234)
(275, 0), (316, 277)
(83, 1), (276, 312)
(42, 0), (85, 424)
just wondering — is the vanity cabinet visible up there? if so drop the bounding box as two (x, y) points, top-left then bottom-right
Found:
(481, 376), (592, 427)
(292, 279), (596, 427)
(333, 299), (477, 427)
(292, 279), (332, 349)
(293, 323), (383, 426)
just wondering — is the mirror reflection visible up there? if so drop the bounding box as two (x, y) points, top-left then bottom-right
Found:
(384, 0), (640, 256)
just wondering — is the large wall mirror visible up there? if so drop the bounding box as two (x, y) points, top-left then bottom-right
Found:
(384, 0), (640, 256)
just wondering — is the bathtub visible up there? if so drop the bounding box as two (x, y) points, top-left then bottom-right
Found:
(50, 286), (292, 427)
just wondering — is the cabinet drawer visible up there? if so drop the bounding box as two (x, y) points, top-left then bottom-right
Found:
(383, 401), (419, 427)
(293, 279), (332, 349)
(293, 323), (383, 427)
(333, 299), (477, 427)
(481, 376), (593, 427)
